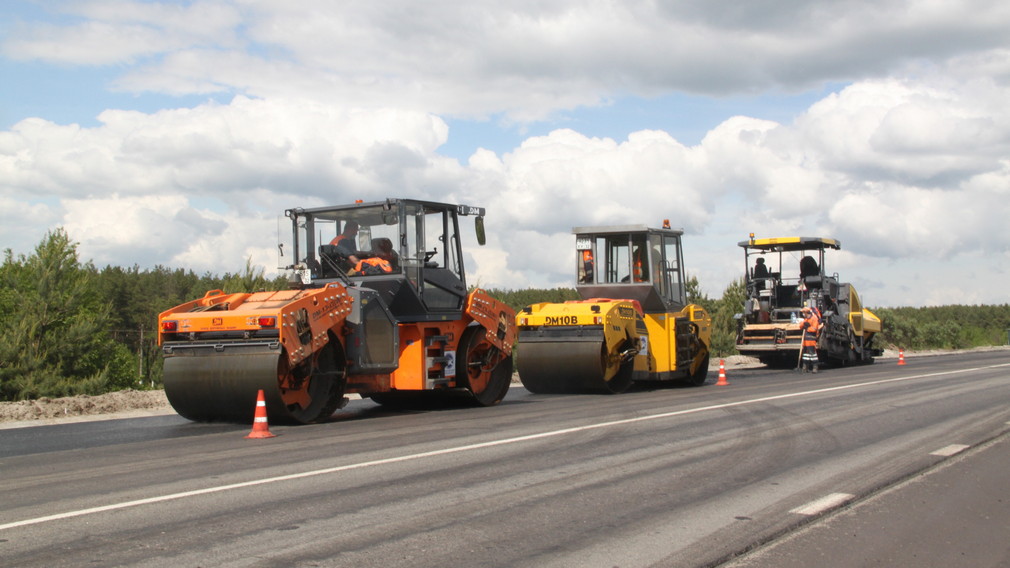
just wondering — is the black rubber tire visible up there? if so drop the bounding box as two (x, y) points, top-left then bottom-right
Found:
(682, 352), (710, 387)
(460, 325), (513, 407)
(277, 341), (347, 424)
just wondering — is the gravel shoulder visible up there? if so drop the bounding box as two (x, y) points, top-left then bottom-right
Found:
(2, 347), (1005, 428)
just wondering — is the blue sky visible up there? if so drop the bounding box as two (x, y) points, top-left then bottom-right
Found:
(2, 1), (1010, 307)
(0, 59), (221, 130)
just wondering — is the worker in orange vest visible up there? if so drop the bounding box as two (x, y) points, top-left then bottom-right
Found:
(798, 306), (821, 373)
(329, 221), (361, 267)
(580, 249), (594, 283)
(329, 220), (358, 248)
(632, 246), (645, 282)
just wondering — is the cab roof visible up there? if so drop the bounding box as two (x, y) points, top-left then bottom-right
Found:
(572, 224), (684, 237)
(286, 198), (485, 223)
(738, 236), (841, 251)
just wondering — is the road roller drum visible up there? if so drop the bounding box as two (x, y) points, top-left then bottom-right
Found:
(517, 299), (644, 394)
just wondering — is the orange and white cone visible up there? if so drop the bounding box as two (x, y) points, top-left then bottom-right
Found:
(245, 389), (276, 439)
(897, 349), (906, 366)
(716, 359), (729, 386)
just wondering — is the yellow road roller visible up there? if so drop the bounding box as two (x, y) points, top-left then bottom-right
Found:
(516, 223), (712, 393)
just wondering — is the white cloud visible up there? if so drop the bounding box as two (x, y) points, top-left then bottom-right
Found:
(8, 1), (1010, 120)
(827, 180), (1010, 259)
(3, 1), (242, 65)
(4, 1), (1010, 307)
(0, 96), (467, 275)
(794, 79), (1010, 184)
(4, 73), (1009, 306)
(488, 128), (711, 231)
(0, 196), (60, 259)
(1, 96), (458, 199)
(61, 193), (285, 274)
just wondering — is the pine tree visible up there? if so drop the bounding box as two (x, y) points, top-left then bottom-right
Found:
(0, 229), (134, 400)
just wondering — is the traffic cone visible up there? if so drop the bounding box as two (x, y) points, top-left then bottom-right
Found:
(716, 359), (729, 386)
(245, 389), (276, 439)
(897, 349), (906, 366)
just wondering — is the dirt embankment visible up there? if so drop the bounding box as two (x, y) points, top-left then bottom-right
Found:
(0, 389), (170, 425)
(2, 347), (1005, 426)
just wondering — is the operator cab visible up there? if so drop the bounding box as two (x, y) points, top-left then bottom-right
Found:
(283, 198), (486, 321)
(738, 235), (841, 322)
(574, 223), (687, 313)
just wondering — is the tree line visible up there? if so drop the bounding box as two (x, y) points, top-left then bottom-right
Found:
(1, 230), (1006, 401)
(0, 230), (285, 400)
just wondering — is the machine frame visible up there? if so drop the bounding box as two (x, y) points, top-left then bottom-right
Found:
(735, 235), (881, 367)
(159, 198), (514, 423)
(516, 223), (711, 393)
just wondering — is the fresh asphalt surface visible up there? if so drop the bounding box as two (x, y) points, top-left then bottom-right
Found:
(722, 429), (1010, 567)
(1, 350), (1009, 567)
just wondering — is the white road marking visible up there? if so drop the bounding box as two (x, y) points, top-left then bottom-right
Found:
(790, 492), (855, 516)
(930, 444), (970, 457)
(2, 362), (1007, 532)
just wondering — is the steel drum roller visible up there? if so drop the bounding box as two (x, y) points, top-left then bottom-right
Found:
(163, 345), (285, 423)
(164, 341), (342, 424)
(517, 330), (631, 394)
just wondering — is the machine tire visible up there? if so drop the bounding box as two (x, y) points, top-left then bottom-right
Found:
(608, 364), (634, 394)
(277, 340), (348, 424)
(845, 329), (876, 365)
(460, 325), (513, 407)
(682, 352), (710, 386)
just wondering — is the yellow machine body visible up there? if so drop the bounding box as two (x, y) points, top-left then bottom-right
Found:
(736, 235), (882, 367)
(517, 224), (712, 394)
(637, 304), (712, 378)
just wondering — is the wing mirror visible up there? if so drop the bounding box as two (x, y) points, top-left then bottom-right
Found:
(475, 216), (486, 246)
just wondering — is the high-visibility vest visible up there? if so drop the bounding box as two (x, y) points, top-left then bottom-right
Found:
(351, 257), (392, 275)
(800, 314), (820, 347)
(579, 250), (594, 283)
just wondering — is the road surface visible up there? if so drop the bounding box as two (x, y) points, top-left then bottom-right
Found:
(1, 351), (1008, 567)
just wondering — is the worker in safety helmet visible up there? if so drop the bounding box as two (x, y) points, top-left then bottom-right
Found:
(798, 306), (821, 373)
